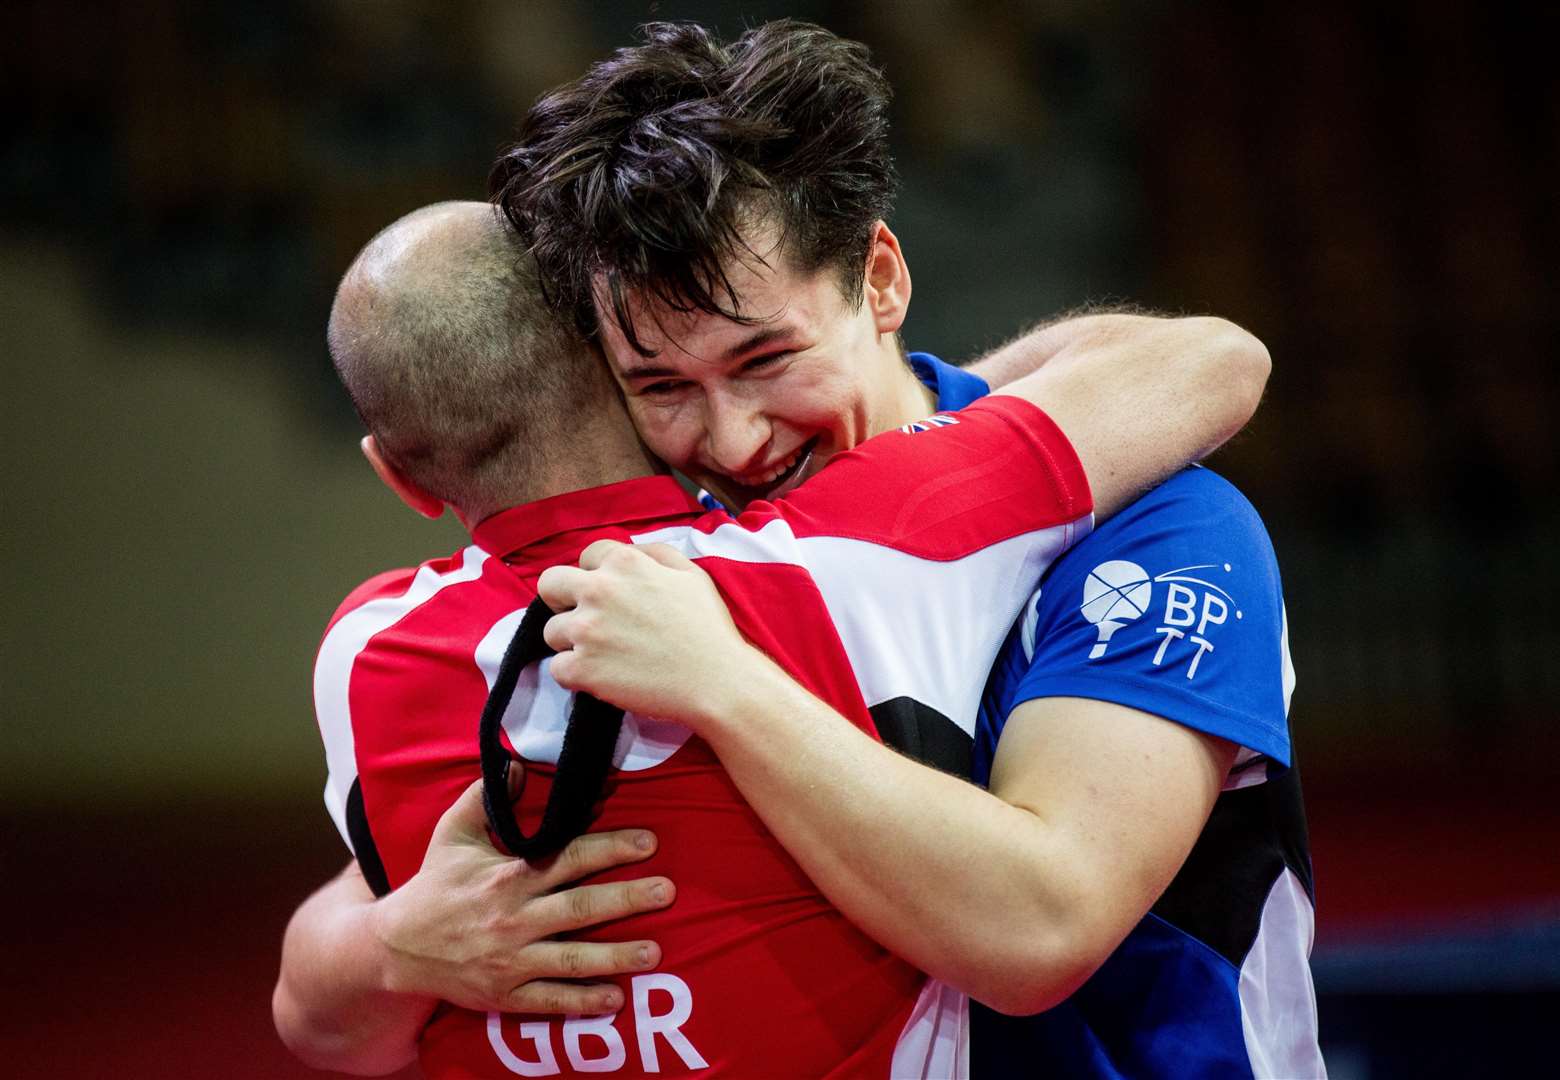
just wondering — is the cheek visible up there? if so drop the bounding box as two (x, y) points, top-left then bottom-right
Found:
(772, 366), (859, 434)
(626, 399), (703, 470)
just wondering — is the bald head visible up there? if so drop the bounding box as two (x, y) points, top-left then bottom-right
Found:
(329, 201), (639, 520)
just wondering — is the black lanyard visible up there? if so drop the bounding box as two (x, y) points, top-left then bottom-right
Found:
(477, 596), (626, 860)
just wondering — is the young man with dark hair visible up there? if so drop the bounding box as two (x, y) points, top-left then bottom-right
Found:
(275, 199), (1265, 1077)
(489, 20), (1323, 1078)
(491, 20), (920, 515)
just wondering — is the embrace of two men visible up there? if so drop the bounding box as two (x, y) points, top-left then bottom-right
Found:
(274, 20), (1323, 1080)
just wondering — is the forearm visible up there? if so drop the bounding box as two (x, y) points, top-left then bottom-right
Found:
(693, 657), (1101, 1014)
(999, 314), (1270, 518)
(963, 305), (1180, 390)
(272, 864), (432, 1076)
(962, 310), (1098, 389)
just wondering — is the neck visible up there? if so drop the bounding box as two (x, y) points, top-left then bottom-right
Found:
(881, 351), (937, 434)
(462, 434), (663, 533)
(525, 447), (662, 504)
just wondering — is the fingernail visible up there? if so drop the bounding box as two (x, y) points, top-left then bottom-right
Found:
(600, 991), (622, 1013)
(651, 883), (669, 904)
(634, 832), (654, 852)
(637, 946), (654, 967)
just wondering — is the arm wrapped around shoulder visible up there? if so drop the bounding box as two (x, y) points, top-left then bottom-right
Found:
(994, 315), (1270, 521)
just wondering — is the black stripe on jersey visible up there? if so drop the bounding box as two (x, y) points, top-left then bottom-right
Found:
(869, 697), (974, 778)
(1150, 763), (1314, 968)
(347, 777), (391, 898)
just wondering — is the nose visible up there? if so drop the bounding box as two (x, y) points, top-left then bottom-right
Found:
(702, 389), (771, 476)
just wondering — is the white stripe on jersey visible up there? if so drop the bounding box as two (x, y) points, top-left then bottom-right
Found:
(313, 546), (489, 847)
(1280, 604), (1296, 715)
(891, 978), (969, 1079)
(1239, 868), (1325, 1079)
(1019, 585), (1044, 661)
(1224, 602), (1296, 792)
(633, 515), (1083, 738)
(807, 531), (1074, 735)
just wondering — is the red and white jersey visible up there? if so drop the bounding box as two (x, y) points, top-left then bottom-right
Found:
(313, 395), (1091, 1079)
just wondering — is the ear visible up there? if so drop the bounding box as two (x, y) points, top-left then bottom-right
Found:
(863, 220), (911, 334)
(361, 435), (446, 520)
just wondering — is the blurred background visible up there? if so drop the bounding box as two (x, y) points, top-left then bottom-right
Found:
(4, 1), (1556, 1076)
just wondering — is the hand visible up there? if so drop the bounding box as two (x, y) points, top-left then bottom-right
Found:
(537, 540), (763, 730)
(371, 775), (675, 1015)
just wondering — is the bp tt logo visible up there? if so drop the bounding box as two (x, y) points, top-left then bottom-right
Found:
(1080, 559), (1242, 679)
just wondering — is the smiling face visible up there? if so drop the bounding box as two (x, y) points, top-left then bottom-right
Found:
(595, 220), (932, 510)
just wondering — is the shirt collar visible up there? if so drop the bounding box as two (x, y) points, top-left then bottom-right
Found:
(908, 351), (991, 411)
(471, 476), (702, 559)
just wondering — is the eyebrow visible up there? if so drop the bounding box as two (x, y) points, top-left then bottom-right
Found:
(616, 326), (796, 380)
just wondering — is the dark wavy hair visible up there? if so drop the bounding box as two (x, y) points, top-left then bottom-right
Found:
(490, 20), (898, 355)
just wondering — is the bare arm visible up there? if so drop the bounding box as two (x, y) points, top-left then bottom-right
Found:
(960, 310), (1093, 389)
(274, 861), (431, 1076)
(695, 655), (1231, 1013)
(272, 778), (674, 1075)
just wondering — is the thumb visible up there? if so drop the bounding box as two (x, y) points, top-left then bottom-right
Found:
(429, 776), (491, 843)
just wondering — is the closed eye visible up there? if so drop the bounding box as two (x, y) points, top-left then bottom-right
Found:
(638, 379), (689, 398)
(742, 351), (791, 373)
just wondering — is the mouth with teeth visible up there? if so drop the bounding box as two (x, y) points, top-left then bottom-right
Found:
(714, 437), (820, 508)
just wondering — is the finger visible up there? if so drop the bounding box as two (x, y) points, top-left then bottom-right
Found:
(578, 538), (632, 571)
(547, 647), (581, 691)
(542, 608), (578, 655)
(637, 542), (698, 572)
(427, 777), (490, 843)
(520, 939), (662, 984)
(502, 979), (627, 1018)
(528, 877), (676, 935)
(536, 564), (588, 612)
(533, 829), (658, 890)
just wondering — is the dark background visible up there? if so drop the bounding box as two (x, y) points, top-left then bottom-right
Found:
(4, 2), (1556, 1077)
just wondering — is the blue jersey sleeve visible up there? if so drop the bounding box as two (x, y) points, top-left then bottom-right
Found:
(986, 468), (1294, 766)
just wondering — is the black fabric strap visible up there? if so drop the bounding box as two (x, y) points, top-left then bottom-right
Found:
(478, 596), (625, 861)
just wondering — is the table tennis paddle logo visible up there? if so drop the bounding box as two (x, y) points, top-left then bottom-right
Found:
(1080, 560), (1153, 658)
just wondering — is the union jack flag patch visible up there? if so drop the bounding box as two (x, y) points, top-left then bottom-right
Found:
(899, 413), (961, 435)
